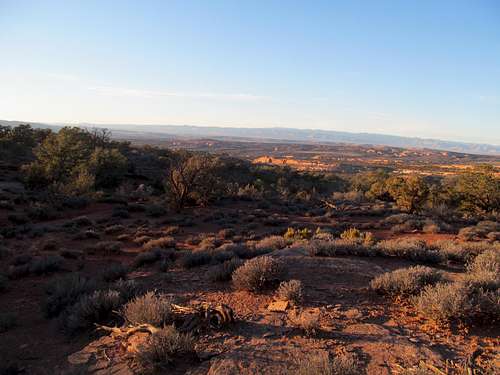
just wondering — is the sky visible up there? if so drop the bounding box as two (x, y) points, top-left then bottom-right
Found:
(0, 0), (499, 144)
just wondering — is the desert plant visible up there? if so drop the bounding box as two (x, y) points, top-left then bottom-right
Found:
(179, 250), (212, 268)
(276, 279), (304, 305)
(293, 310), (320, 336)
(42, 274), (98, 318)
(284, 227), (313, 241)
(89, 241), (121, 254)
(294, 351), (360, 375)
(412, 280), (500, 324)
(29, 255), (64, 275)
(370, 266), (443, 296)
(208, 258), (244, 282)
(142, 236), (176, 251)
(136, 325), (195, 373)
(102, 263), (129, 282)
(122, 291), (172, 326)
(255, 235), (287, 251)
(375, 239), (443, 264)
(434, 240), (496, 263)
(232, 256), (286, 292)
(63, 289), (123, 334)
(467, 249), (500, 280)
(133, 249), (163, 268)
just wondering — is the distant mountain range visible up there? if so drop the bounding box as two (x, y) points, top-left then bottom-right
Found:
(1, 119), (499, 156)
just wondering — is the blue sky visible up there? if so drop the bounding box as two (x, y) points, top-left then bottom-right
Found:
(1, 0), (499, 143)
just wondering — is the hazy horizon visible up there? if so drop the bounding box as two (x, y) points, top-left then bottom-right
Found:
(1, 1), (499, 143)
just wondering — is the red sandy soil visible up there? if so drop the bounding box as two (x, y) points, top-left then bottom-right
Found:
(0, 201), (498, 374)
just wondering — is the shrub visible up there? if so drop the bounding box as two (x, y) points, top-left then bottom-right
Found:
(136, 326), (195, 373)
(276, 279), (304, 305)
(307, 239), (372, 257)
(90, 241), (121, 254)
(294, 310), (320, 336)
(487, 231), (500, 241)
(104, 224), (125, 234)
(42, 274), (98, 318)
(422, 222), (440, 234)
(458, 226), (481, 241)
(412, 280), (500, 324)
(255, 235), (287, 251)
(370, 266), (443, 296)
(179, 250), (212, 268)
(232, 256), (286, 292)
(294, 351), (359, 375)
(208, 258), (244, 282)
(375, 239), (443, 264)
(284, 227), (313, 241)
(133, 249), (164, 268)
(142, 237), (175, 251)
(63, 289), (123, 334)
(434, 240), (495, 263)
(64, 216), (93, 227)
(102, 263), (129, 282)
(122, 291), (172, 326)
(197, 236), (221, 251)
(0, 313), (17, 333)
(218, 228), (235, 239)
(467, 249), (500, 279)
(29, 255), (64, 275)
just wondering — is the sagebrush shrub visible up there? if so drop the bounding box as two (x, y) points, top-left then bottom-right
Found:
(63, 289), (122, 334)
(122, 291), (172, 326)
(90, 241), (121, 254)
(208, 258), (244, 282)
(102, 263), (129, 281)
(255, 235), (287, 251)
(142, 237), (175, 251)
(276, 279), (304, 304)
(42, 274), (97, 318)
(375, 239), (443, 264)
(467, 249), (500, 278)
(136, 325), (195, 373)
(370, 266), (443, 296)
(29, 255), (64, 275)
(412, 280), (500, 324)
(232, 256), (286, 292)
(179, 250), (212, 268)
(294, 351), (360, 375)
